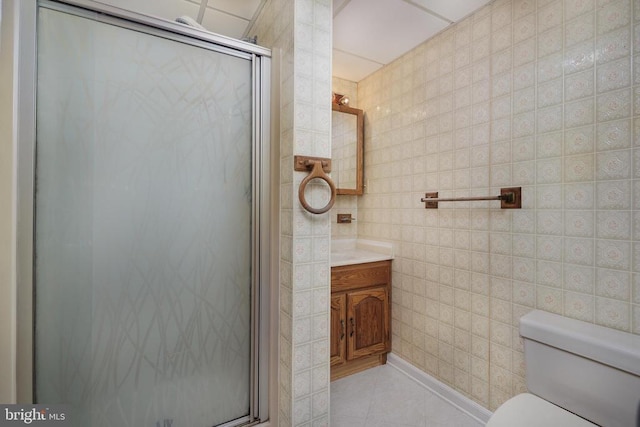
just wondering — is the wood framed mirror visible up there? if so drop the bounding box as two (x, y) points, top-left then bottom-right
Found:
(331, 103), (364, 195)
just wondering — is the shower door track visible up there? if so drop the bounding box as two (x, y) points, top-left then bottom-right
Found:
(16, 1), (272, 426)
(42, 0), (271, 58)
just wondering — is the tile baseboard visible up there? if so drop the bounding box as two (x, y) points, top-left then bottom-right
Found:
(387, 353), (493, 424)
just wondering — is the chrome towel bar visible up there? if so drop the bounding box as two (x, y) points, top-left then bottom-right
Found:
(421, 187), (521, 209)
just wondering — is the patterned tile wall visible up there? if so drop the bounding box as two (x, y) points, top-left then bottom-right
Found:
(254, 1), (333, 426)
(354, 0), (640, 411)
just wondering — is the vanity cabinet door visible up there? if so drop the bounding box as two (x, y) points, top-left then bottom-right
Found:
(330, 260), (392, 380)
(330, 294), (347, 366)
(346, 287), (390, 360)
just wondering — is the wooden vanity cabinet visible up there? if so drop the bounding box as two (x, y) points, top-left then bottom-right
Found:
(330, 260), (391, 381)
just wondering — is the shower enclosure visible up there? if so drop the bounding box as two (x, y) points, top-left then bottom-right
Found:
(18, 1), (271, 426)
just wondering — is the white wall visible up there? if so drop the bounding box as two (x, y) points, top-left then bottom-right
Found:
(0, 0), (18, 403)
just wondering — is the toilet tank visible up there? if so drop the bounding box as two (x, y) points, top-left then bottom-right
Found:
(520, 310), (640, 427)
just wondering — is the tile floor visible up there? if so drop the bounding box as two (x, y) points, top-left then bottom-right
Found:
(330, 364), (485, 427)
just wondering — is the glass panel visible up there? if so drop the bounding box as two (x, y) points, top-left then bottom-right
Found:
(35, 7), (253, 427)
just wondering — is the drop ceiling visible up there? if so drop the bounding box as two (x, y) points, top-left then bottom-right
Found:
(333, 0), (492, 82)
(94, 0), (492, 82)
(94, 0), (267, 40)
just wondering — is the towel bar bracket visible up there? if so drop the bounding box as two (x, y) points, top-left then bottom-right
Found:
(500, 187), (521, 209)
(424, 192), (439, 209)
(294, 155), (331, 173)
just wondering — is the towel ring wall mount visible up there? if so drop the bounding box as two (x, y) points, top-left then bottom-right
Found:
(295, 155), (336, 214)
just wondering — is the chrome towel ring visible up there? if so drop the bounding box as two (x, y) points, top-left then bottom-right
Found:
(294, 155), (336, 214)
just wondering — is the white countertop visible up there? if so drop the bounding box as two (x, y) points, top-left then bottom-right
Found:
(331, 239), (394, 267)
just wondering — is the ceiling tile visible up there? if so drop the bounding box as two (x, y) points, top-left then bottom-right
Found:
(332, 0), (351, 16)
(201, 9), (250, 39)
(333, 0), (450, 65)
(206, 0), (264, 20)
(407, 0), (491, 22)
(332, 49), (383, 82)
(96, 0), (200, 22)
(96, 0), (494, 84)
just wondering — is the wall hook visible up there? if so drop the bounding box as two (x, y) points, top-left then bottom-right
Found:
(294, 155), (336, 214)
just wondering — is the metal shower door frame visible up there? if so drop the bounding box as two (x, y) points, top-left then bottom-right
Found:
(15, 1), (272, 425)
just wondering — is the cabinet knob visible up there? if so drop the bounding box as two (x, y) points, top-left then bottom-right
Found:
(350, 317), (355, 337)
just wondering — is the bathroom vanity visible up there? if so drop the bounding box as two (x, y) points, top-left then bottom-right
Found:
(330, 240), (393, 380)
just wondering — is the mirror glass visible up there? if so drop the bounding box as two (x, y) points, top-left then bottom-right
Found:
(331, 104), (364, 195)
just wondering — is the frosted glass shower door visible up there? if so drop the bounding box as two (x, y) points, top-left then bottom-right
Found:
(35, 6), (255, 427)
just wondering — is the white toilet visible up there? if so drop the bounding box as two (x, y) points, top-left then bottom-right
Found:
(487, 310), (640, 427)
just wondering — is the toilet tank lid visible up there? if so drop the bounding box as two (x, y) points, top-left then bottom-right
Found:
(520, 310), (640, 377)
